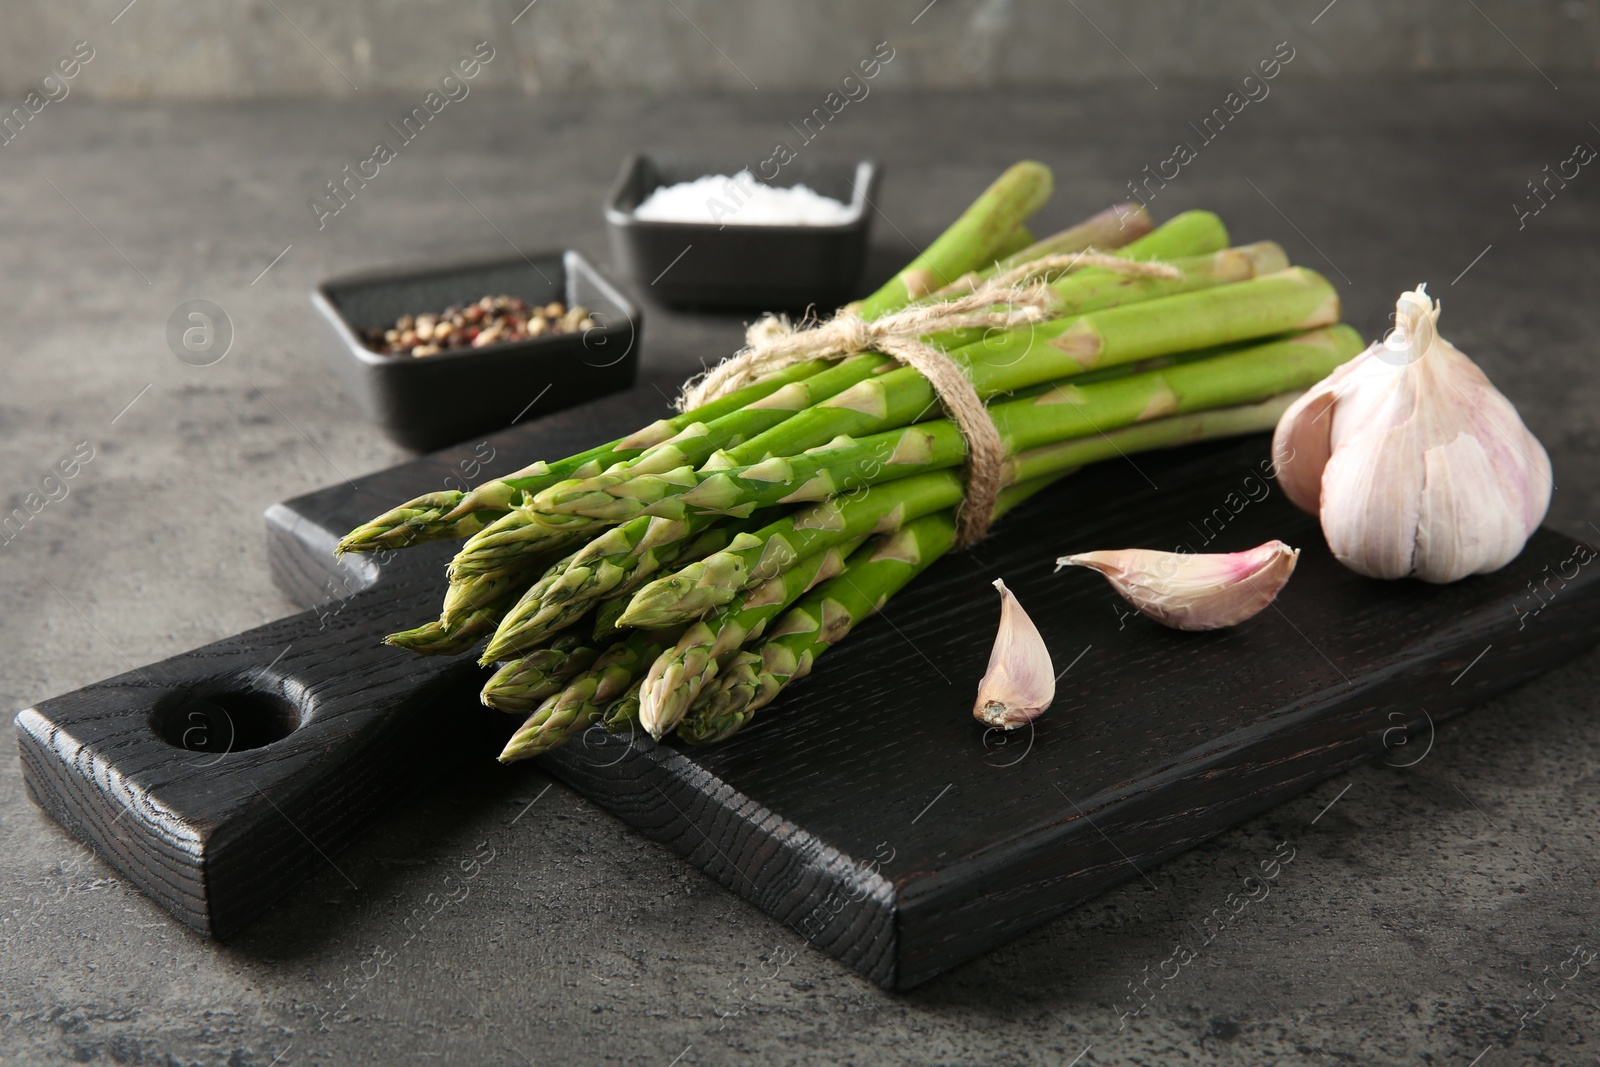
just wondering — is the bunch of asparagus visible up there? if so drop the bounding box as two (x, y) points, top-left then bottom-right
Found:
(337, 161), (1362, 762)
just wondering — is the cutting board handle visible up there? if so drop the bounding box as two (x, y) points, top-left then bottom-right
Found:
(16, 549), (504, 938)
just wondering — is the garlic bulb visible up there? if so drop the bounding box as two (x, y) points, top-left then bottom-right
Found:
(1057, 541), (1299, 631)
(973, 579), (1054, 730)
(1272, 286), (1551, 583)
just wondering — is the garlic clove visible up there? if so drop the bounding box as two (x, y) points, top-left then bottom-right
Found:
(1273, 285), (1552, 584)
(1057, 540), (1300, 631)
(1317, 414), (1424, 579)
(973, 579), (1055, 730)
(1271, 351), (1368, 514)
(1414, 429), (1536, 582)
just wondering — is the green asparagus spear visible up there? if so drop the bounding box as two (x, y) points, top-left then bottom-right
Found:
(335, 492), (490, 555)
(1002, 390), (1304, 481)
(1049, 240), (1283, 309)
(590, 591), (631, 642)
(495, 627), (682, 761)
(445, 509), (596, 581)
(928, 202), (1151, 296)
(684, 652), (763, 745)
(856, 161), (1054, 318)
(601, 679), (645, 733)
(468, 544), (583, 650)
(479, 635), (601, 714)
(1104, 209), (1228, 263)
(935, 241), (1285, 350)
(439, 560), (555, 628)
(385, 591), (516, 656)
(639, 537), (867, 739)
(945, 205), (1226, 298)
(991, 203), (1152, 273)
(989, 223), (1039, 261)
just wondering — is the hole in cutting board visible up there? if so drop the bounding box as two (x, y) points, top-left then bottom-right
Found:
(150, 685), (304, 754)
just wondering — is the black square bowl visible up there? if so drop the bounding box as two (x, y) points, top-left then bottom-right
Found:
(605, 153), (879, 311)
(310, 250), (641, 452)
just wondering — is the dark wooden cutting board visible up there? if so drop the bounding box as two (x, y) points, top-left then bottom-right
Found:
(17, 379), (1600, 989)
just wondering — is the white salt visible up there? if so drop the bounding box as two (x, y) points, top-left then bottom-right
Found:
(632, 169), (854, 226)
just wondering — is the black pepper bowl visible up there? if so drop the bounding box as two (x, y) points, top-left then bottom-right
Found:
(310, 250), (641, 452)
(605, 153), (879, 311)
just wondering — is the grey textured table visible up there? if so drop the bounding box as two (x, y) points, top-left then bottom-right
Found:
(3, 78), (1599, 1066)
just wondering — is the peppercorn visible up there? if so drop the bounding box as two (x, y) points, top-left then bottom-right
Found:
(360, 294), (597, 357)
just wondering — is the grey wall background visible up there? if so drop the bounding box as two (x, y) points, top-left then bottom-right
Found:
(2, 0), (1599, 99)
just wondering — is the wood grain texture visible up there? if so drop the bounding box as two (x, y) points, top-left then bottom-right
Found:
(17, 382), (1600, 988)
